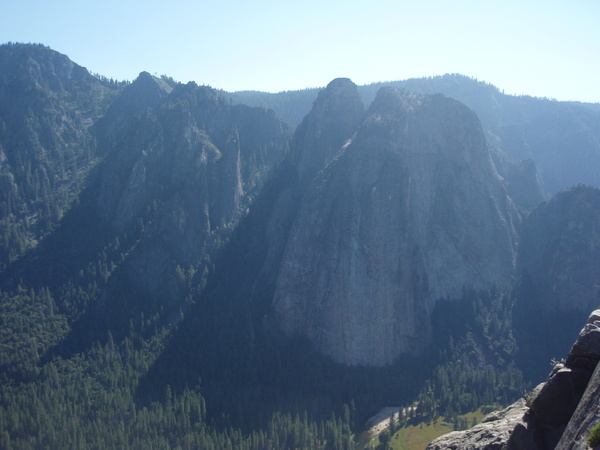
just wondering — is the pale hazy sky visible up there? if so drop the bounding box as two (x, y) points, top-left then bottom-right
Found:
(1, 0), (599, 102)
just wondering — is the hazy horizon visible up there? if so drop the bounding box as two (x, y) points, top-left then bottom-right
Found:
(2, 0), (599, 102)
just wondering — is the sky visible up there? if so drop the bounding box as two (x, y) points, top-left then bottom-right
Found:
(1, 0), (599, 102)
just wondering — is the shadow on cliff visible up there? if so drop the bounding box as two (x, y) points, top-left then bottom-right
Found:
(133, 161), (431, 432)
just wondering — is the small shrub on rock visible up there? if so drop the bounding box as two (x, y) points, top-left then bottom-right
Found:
(587, 421), (600, 447)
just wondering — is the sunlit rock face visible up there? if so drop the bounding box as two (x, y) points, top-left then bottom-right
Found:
(272, 86), (520, 366)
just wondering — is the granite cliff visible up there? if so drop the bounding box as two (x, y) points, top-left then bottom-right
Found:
(377, 75), (600, 197)
(289, 77), (365, 185)
(516, 185), (600, 314)
(94, 75), (292, 307)
(272, 85), (520, 366)
(259, 78), (365, 291)
(4, 44), (600, 447)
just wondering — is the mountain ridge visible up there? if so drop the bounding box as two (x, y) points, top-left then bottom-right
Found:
(2, 43), (600, 448)
(228, 73), (600, 197)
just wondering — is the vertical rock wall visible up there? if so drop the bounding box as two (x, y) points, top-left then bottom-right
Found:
(272, 86), (520, 366)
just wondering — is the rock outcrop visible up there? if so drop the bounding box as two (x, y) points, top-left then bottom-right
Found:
(272, 86), (520, 366)
(229, 73), (600, 196)
(556, 350), (600, 448)
(427, 309), (600, 449)
(426, 390), (536, 450)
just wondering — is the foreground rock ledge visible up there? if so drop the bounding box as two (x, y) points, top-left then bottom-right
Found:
(427, 309), (600, 450)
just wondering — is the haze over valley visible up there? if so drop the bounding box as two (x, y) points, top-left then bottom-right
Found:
(1, 42), (600, 449)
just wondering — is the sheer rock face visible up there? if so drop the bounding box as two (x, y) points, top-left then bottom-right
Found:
(260, 78), (365, 286)
(96, 81), (291, 299)
(290, 77), (365, 184)
(272, 87), (520, 366)
(517, 185), (600, 313)
(557, 312), (600, 449)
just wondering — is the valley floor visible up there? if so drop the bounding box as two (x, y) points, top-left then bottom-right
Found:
(359, 410), (485, 450)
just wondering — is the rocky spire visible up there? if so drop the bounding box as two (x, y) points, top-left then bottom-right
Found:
(290, 77), (364, 184)
(272, 86), (520, 366)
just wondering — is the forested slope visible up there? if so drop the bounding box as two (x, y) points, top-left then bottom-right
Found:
(1, 43), (600, 449)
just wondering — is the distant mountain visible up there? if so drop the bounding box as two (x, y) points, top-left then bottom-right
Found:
(227, 74), (600, 197)
(226, 87), (321, 132)
(0, 43), (120, 268)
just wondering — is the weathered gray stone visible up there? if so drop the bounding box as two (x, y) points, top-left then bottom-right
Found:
(506, 411), (544, 450)
(290, 77), (365, 185)
(530, 366), (592, 430)
(272, 86), (520, 366)
(427, 398), (528, 450)
(566, 322), (600, 364)
(428, 311), (600, 449)
(556, 357), (600, 449)
(586, 309), (600, 324)
(259, 78), (365, 289)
